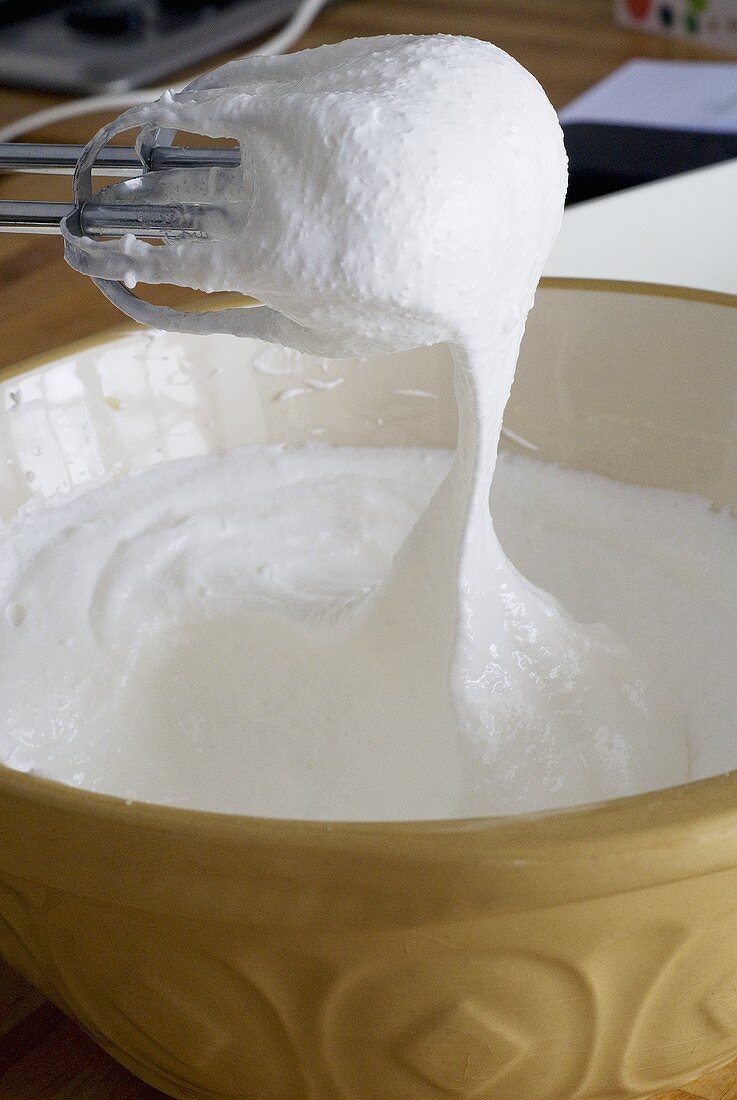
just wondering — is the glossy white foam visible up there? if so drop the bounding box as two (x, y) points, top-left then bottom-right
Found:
(47, 36), (690, 814)
(2, 446), (731, 816)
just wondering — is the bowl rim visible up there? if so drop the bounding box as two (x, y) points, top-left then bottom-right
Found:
(2, 275), (737, 856)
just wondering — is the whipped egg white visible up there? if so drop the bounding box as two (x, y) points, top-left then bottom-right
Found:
(2, 35), (690, 816)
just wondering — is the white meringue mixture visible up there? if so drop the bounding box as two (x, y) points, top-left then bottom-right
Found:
(3, 437), (737, 816)
(0, 34), (710, 817)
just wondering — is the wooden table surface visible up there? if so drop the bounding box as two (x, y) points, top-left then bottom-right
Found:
(1, 2), (737, 1097)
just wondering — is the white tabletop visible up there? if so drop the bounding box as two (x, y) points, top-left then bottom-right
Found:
(545, 157), (737, 295)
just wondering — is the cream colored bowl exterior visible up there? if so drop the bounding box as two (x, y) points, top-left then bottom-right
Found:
(1, 280), (737, 1100)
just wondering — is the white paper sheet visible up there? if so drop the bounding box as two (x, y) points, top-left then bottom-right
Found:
(559, 59), (737, 132)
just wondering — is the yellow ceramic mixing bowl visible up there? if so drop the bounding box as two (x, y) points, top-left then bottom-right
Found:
(1, 279), (736, 1100)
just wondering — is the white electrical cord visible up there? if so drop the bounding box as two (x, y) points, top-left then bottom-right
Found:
(0, 0), (329, 143)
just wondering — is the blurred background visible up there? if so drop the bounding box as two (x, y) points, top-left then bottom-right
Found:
(0, 1), (735, 361)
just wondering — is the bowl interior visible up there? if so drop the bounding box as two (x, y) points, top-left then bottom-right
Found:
(509, 280), (737, 510)
(1, 281), (736, 524)
(2, 278), (737, 906)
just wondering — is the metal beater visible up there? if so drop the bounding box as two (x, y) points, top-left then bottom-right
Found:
(0, 140), (240, 235)
(0, 135), (251, 330)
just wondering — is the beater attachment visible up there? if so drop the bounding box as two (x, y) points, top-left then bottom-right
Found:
(0, 135), (267, 334)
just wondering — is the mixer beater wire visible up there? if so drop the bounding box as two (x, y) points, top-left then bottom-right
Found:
(0, 141), (241, 238)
